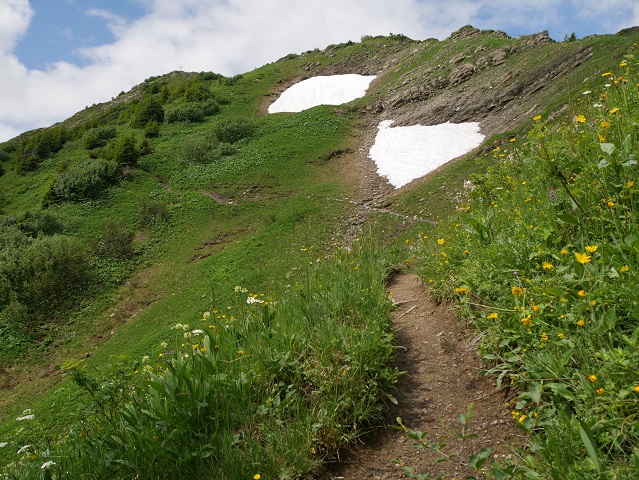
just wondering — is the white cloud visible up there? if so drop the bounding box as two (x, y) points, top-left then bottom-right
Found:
(0, 0), (32, 53)
(0, 0), (636, 142)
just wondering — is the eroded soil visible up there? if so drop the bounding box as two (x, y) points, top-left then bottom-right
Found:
(321, 273), (523, 479)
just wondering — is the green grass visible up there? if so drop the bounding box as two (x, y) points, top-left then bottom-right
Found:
(2, 29), (639, 479)
(414, 52), (639, 478)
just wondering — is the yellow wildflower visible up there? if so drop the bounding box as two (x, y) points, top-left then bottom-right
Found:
(590, 300), (597, 307)
(532, 305), (540, 312)
(588, 374), (597, 383)
(575, 114), (586, 123)
(487, 312), (499, 320)
(236, 350), (244, 355)
(518, 414), (527, 423)
(561, 248), (568, 255)
(511, 286), (524, 296)
(596, 388), (605, 395)
(557, 333), (564, 339)
(533, 115), (542, 121)
(577, 290), (587, 298)
(574, 252), (592, 264)
(254, 475), (261, 480)
(601, 71), (612, 77)
(627, 181), (635, 188)
(455, 287), (468, 295)
(541, 332), (548, 341)
(634, 385), (639, 393)
(437, 238), (445, 245)
(601, 120), (610, 129)
(576, 318), (585, 327)
(542, 261), (554, 271)
(620, 265), (630, 273)
(520, 315), (532, 326)
(620, 60), (628, 67)
(608, 201), (615, 207)
(609, 107), (620, 114)
(585, 245), (598, 253)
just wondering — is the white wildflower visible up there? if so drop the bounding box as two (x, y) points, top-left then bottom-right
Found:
(182, 324), (190, 331)
(16, 415), (34, 422)
(202, 311), (211, 319)
(0, 442), (8, 448)
(191, 329), (203, 335)
(246, 296), (264, 304)
(41, 461), (56, 469)
(142, 355), (150, 363)
(17, 445), (31, 454)
(159, 342), (168, 349)
(171, 323), (183, 330)
(582, 90), (591, 95)
(184, 332), (192, 339)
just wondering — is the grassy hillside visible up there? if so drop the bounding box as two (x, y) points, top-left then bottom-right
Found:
(0, 27), (638, 478)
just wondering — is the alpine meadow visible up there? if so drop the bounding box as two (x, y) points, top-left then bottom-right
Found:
(1, 25), (639, 479)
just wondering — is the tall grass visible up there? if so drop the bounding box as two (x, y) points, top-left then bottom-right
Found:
(1, 243), (401, 479)
(415, 51), (639, 477)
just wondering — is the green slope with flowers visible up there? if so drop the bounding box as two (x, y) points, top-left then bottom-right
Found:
(0, 28), (638, 479)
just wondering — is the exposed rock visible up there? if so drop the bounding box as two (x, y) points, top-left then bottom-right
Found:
(449, 63), (476, 85)
(449, 52), (466, 65)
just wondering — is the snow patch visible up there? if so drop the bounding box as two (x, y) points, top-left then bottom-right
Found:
(268, 74), (376, 113)
(369, 120), (485, 188)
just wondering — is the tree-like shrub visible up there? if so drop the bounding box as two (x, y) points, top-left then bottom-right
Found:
(83, 126), (117, 150)
(143, 120), (160, 138)
(133, 97), (165, 128)
(108, 135), (139, 166)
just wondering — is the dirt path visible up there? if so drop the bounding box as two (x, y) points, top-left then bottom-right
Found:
(322, 273), (523, 479)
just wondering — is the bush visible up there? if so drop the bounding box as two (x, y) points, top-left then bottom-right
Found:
(133, 97), (165, 128)
(108, 135), (139, 166)
(143, 120), (160, 138)
(165, 102), (204, 123)
(181, 134), (215, 163)
(139, 199), (170, 226)
(42, 159), (119, 206)
(0, 210), (63, 237)
(97, 218), (134, 259)
(212, 117), (256, 144)
(18, 235), (93, 311)
(83, 126), (117, 150)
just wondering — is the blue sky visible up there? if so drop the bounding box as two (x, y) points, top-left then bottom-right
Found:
(1, 0), (637, 142)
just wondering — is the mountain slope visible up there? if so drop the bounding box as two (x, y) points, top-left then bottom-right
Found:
(0, 25), (638, 478)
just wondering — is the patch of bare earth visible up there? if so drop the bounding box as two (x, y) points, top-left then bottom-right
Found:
(322, 273), (523, 479)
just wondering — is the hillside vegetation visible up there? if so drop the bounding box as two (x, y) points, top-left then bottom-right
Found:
(0, 26), (638, 478)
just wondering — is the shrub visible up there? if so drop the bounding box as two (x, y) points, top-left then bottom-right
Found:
(181, 134), (215, 163)
(165, 102), (204, 123)
(143, 120), (160, 138)
(19, 234), (93, 310)
(139, 199), (170, 226)
(42, 159), (119, 206)
(97, 218), (134, 259)
(212, 117), (256, 144)
(83, 126), (117, 150)
(133, 97), (165, 128)
(108, 135), (139, 166)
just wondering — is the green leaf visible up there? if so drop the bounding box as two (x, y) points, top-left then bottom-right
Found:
(578, 419), (602, 473)
(557, 213), (579, 225)
(468, 447), (491, 469)
(602, 308), (616, 330)
(600, 143), (616, 155)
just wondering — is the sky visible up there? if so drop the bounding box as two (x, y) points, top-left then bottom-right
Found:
(1, 0), (638, 143)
